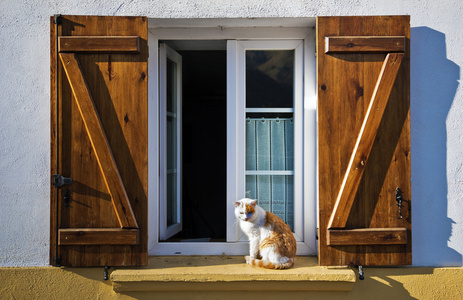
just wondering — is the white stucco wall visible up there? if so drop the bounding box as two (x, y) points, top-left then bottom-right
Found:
(0, 0), (461, 267)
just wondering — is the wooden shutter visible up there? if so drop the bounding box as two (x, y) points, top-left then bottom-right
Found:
(50, 15), (148, 267)
(317, 16), (411, 266)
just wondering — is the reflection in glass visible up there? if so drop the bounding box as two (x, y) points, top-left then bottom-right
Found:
(246, 50), (294, 108)
(245, 50), (295, 230)
(166, 58), (177, 227)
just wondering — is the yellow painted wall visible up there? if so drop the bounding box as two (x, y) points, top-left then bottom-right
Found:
(1, 266), (463, 299)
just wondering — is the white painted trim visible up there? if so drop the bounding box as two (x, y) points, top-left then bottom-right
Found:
(233, 39), (306, 245)
(158, 43), (168, 241)
(150, 241), (312, 256)
(293, 40), (305, 243)
(152, 242), (248, 256)
(159, 43), (183, 241)
(303, 28), (318, 255)
(148, 18), (316, 29)
(246, 108), (294, 113)
(226, 40), (243, 242)
(149, 27), (312, 40)
(150, 28), (317, 256)
(148, 32), (159, 254)
(245, 171), (295, 176)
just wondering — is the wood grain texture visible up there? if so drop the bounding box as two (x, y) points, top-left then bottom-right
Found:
(50, 16), (60, 265)
(316, 16), (345, 267)
(59, 52), (138, 229)
(59, 36), (140, 53)
(317, 16), (411, 266)
(50, 15), (148, 267)
(327, 228), (407, 246)
(325, 36), (405, 53)
(329, 53), (404, 229)
(59, 229), (139, 245)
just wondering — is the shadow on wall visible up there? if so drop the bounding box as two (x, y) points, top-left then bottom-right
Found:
(411, 27), (461, 266)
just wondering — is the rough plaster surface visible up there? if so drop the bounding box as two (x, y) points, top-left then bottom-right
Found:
(0, 0), (462, 266)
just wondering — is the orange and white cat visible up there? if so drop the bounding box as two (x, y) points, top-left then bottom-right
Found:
(234, 198), (296, 269)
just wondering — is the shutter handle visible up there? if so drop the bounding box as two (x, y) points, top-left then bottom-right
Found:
(63, 189), (71, 208)
(395, 188), (404, 219)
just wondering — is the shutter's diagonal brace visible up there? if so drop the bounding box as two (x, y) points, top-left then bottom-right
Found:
(59, 53), (138, 229)
(328, 53), (404, 230)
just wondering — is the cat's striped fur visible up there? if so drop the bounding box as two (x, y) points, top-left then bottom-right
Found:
(234, 198), (297, 270)
(245, 255), (294, 269)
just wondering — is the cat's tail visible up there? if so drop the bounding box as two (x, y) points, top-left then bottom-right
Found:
(245, 256), (294, 270)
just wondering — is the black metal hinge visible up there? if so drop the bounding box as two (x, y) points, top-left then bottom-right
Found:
(53, 14), (61, 25)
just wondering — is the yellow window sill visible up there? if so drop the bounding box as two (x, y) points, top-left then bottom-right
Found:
(111, 256), (356, 292)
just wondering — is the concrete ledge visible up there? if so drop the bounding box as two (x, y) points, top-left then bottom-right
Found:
(111, 256), (356, 292)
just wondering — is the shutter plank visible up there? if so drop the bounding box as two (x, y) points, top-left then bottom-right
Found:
(59, 53), (138, 229)
(337, 15), (367, 268)
(59, 229), (139, 245)
(325, 36), (405, 53)
(317, 16), (344, 267)
(362, 15), (396, 267)
(59, 36), (140, 53)
(328, 228), (407, 246)
(383, 16), (412, 266)
(328, 53), (404, 229)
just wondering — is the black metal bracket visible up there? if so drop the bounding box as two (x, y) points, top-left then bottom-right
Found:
(53, 257), (61, 267)
(52, 174), (73, 188)
(104, 266), (110, 281)
(63, 189), (71, 208)
(53, 14), (62, 25)
(358, 265), (364, 280)
(395, 187), (404, 219)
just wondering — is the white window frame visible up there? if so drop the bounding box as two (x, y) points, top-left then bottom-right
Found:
(159, 43), (183, 241)
(148, 23), (317, 256)
(226, 40), (304, 243)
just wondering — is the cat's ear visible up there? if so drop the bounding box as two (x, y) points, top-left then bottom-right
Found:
(250, 199), (257, 207)
(233, 201), (241, 207)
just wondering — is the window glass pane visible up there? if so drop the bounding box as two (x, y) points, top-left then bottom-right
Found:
(245, 175), (294, 230)
(166, 58), (177, 227)
(246, 50), (294, 108)
(245, 49), (294, 230)
(167, 58), (176, 113)
(245, 118), (293, 171)
(167, 172), (177, 226)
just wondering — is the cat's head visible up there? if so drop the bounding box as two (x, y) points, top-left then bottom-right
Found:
(234, 198), (257, 222)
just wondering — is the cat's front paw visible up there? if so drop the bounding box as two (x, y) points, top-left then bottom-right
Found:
(244, 255), (252, 264)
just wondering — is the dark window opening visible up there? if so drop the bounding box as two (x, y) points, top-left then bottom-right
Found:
(163, 42), (227, 242)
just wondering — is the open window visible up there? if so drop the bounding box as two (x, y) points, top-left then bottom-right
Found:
(151, 33), (315, 255)
(158, 40), (228, 247)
